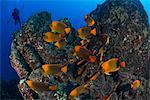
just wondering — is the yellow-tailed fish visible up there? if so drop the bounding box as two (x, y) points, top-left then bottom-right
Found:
(101, 58), (125, 75)
(43, 32), (61, 43)
(84, 15), (95, 26)
(54, 39), (67, 48)
(50, 21), (71, 34)
(26, 80), (57, 92)
(131, 80), (141, 90)
(69, 72), (100, 98)
(77, 26), (96, 39)
(74, 45), (97, 63)
(42, 64), (67, 76)
(100, 34), (110, 45)
(69, 83), (89, 98)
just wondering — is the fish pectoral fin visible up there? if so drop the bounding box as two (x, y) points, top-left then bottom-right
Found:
(111, 67), (120, 72)
(104, 72), (111, 75)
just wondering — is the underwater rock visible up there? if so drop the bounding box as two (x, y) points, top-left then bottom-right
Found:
(10, 0), (150, 99)
(90, 0), (150, 99)
(10, 11), (51, 79)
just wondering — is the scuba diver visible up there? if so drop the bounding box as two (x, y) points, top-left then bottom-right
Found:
(11, 8), (21, 27)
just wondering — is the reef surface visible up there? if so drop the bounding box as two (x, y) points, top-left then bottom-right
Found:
(10, 0), (150, 99)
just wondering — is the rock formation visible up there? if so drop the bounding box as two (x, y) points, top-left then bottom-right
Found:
(10, 0), (150, 99)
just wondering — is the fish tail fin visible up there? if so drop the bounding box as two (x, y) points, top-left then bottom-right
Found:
(61, 65), (67, 73)
(49, 85), (57, 91)
(90, 28), (96, 35)
(26, 80), (33, 88)
(65, 28), (71, 34)
(119, 61), (126, 68)
(54, 41), (59, 48)
(89, 56), (97, 63)
(90, 20), (95, 26)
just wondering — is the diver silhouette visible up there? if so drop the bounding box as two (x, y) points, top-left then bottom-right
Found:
(12, 8), (21, 27)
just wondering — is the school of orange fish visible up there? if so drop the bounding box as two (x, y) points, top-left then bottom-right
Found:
(24, 15), (141, 99)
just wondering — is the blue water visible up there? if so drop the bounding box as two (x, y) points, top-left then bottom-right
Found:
(0, 0), (150, 81)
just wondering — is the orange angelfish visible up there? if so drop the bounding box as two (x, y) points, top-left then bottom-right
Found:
(26, 80), (57, 92)
(69, 83), (89, 98)
(74, 45), (97, 63)
(131, 80), (141, 90)
(69, 72), (100, 98)
(41, 64), (67, 76)
(101, 58), (125, 75)
(50, 21), (71, 34)
(84, 15), (95, 26)
(43, 32), (62, 43)
(54, 39), (67, 48)
(77, 26), (96, 39)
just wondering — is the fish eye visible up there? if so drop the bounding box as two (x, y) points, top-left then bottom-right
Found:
(50, 24), (52, 27)
(43, 35), (48, 39)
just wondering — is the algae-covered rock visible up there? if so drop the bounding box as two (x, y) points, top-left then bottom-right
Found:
(90, 0), (150, 99)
